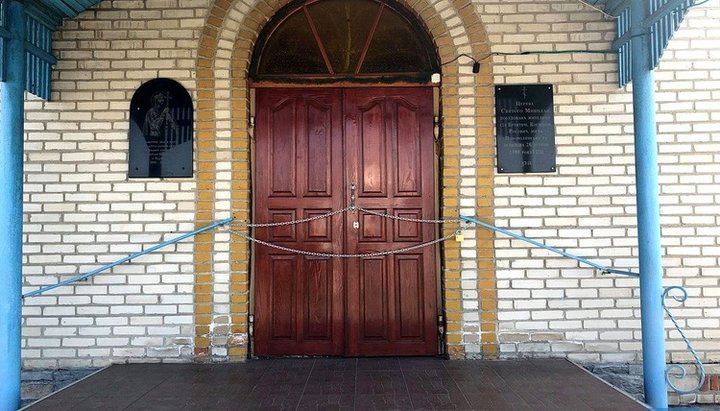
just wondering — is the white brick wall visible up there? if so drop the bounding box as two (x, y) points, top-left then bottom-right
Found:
(17, 0), (720, 367)
(21, 0), (208, 369)
(487, 0), (720, 363)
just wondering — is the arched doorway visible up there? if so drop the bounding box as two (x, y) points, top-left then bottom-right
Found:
(250, 0), (441, 356)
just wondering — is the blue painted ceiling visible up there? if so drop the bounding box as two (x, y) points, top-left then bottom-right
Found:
(31, 0), (105, 26)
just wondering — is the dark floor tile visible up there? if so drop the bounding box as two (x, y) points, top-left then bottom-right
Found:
(356, 371), (406, 395)
(254, 358), (316, 371)
(513, 389), (557, 408)
(354, 394), (413, 410)
(44, 395), (138, 411)
(28, 360), (650, 411)
(304, 370), (356, 395)
(404, 375), (461, 395)
(96, 364), (175, 383)
(231, 392), (302, 411)
(256, 369), (311, 386)
(157, 379), (256, 397)
(313, 358), (357, 371)
(357, 357), (401, 371)
(296, 394), (355, 410)
(251, 381), (308, 396)
(409, 393), (472, 410)
(443, 360), (488, 369)
(464, 392), (533, 411)
(180, 396), (255, 411)
(398, 357), (446, 371)
(403, 368), (454, 380)
(23, 396), (87, 411)
(124, 396), (191, 411)
(540, 393), (595, 411)
(444, 363), (499, 377)
(453, 377), (506, 393)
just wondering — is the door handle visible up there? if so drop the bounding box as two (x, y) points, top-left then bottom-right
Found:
(350, 182), (356, 210)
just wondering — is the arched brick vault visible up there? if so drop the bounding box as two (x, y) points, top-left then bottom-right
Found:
(195, 0), (496, 359)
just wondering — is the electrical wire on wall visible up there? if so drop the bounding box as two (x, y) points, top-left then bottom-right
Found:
(576, 0), (715, 19)
(441, 49), (616, 73)
(575, 0), (617, 19)
(446, 0), (715, 73)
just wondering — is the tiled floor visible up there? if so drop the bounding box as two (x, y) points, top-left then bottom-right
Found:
(24, 358), (648, 410)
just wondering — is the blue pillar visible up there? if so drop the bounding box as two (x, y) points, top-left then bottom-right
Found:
(0, 1), (26, 410)
(630, 0), (667, 409)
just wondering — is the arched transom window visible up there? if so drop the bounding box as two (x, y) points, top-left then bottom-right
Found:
(250, 0), (439, 83)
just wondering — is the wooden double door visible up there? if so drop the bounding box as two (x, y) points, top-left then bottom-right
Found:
(253, 87), (438, 356)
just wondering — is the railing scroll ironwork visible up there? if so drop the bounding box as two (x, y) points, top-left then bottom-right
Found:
(662, 285), (706, 394)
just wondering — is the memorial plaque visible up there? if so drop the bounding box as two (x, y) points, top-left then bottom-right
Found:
(129, 78), (193, 178)
(495, 84), (556, 173)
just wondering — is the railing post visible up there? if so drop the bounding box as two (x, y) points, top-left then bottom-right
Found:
(631, 0), (667, 409)
(0, 1), (26, 410)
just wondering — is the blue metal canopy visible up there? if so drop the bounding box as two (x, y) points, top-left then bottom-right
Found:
(32, 0), (105, 21)
(590, 0), (698, 86)
(0, 0), (103, 100)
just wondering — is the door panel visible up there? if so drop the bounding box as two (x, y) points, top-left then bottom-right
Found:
(254, 87), (437, 356)
(268, 255), (296, 339)
(254, 89), (344, 356)
(394, 102), (423, 196)
(303, 258), (332, 339)
(358, 101), (387, 196)
(269, 100), (296, 196)
(360, 258), (389, 339)
(345, 88), (438, 356)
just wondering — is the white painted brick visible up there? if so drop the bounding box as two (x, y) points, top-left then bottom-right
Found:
(16, 0), (720, 369)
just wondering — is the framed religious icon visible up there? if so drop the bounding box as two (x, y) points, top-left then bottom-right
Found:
(128, 78), (193, 178)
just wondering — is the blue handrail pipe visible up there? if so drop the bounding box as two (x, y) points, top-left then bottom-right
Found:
(22, 217), (233, 299)
(459, 215), (639, 278)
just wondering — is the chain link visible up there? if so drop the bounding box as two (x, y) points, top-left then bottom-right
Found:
(355, 206), (461, 224)
(230, 206), (354, 228)
(227, 204), (464, 257)
(231, 205), (461, 228)
(227, 228), (460, 258)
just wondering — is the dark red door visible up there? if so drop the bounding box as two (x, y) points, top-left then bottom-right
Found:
(253, 89), (345, 356)
(254, 87), (437, 356)
(344, 88), (438, 356)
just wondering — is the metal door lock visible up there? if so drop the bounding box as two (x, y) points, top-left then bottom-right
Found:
(353, 221), (359, 229)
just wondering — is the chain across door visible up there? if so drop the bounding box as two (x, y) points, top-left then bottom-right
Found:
(253, 87), (438, 356)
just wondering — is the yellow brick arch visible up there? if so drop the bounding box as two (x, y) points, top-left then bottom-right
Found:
(195, 0), (496, 360)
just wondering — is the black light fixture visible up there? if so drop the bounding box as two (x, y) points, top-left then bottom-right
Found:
(442, 53), (480, 74)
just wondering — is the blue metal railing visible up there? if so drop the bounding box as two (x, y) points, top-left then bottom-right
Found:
(459, 215), (640, 277)
(460, 214), (705, 395)
(22, 217), (233, 299)
(21, 212), (707, 395)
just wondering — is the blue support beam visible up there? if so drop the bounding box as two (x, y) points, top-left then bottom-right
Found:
(0, 1), (25, 409)
(630, 0), (668, 409)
